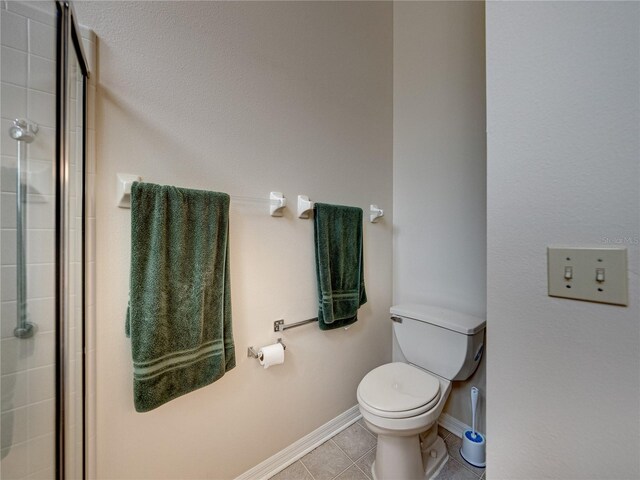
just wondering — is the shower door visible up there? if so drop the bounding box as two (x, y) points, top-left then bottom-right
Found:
(0, 1), (89, 479)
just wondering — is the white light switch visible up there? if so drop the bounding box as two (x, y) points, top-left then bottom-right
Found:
(548, 247), (628, 306)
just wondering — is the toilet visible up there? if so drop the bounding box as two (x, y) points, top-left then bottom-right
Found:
(357, 304), (485, 480)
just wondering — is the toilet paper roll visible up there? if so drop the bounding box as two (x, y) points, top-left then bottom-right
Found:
(259, 342), (285, 369)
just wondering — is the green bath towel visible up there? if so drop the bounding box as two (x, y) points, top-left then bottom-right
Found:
(314, 203), (367, 330)
(126, 182), (235, 412)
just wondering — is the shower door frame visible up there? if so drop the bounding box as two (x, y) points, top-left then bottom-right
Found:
(55, 2), (89, 479)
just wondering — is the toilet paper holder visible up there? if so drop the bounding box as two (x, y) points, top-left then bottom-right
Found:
(247, 338), (286, 360)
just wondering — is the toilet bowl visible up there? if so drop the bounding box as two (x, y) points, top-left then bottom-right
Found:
(357, 362), (451, 480)
(357, 304), (486, 480)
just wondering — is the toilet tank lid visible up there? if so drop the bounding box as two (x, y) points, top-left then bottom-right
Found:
(390, 304), (486, 335)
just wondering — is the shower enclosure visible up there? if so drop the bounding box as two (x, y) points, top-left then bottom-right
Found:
(1, 1), (91, 478)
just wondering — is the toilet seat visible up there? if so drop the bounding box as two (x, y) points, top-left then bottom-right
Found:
(357, 362), (441, 419)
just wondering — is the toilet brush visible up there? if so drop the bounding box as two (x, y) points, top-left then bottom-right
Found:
(470, 386), (478, 440)
(460, 386), (486, 468)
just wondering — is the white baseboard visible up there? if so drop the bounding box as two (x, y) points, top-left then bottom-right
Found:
(235, 405), (361, 480)
(438, 412), (485, 439)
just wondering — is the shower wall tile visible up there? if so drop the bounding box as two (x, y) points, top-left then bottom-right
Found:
(1, 265), (17, 301)
(1, 10), (27, 51)
(26, 331), (52, 369)
(1, 406), (27, 448)
(26, 366), (52, 404)
(1, 83), (27, 118)
(26, 399), (52, 439)
(1, 440), (28, 479)
(27, 160), (53, 197)
(27, 126), (53, 162)
(27, 21), (56, 58)
(0, 337), (29, 375)
(27, 466), (53, 480)
(26, 263), (53, 299)
(1, 302), (18, 338)
(27, 56), (54, 94)
(1, 120), (17, 155)
(25, 195), (53, 229)
(1, 371), (27, 410)
(26, 90), (53, 128)
(25, 229), (53, 264)
(7, 2), (53, 27)
(0, 302), (17, 338)
(1, 192), (16, 226)
(87, 85), (95, 131)
(24, 297), (53, 333)
(1, 229), (17, 265)
(1, 155), (18, 192)
(0, 46), (27, 86)
(26, 433), (52, 474)
(86, 129), (95, 172)
(1, 298), (55, 338)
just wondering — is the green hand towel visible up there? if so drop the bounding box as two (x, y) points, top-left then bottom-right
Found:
(313, 203), (367, 330)
(125, 182), (235, 412)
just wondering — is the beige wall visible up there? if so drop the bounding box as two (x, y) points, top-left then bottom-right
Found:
(74, 2), (393, 478)
(392, 1), (487, 432)
(487, 2), (640, 478)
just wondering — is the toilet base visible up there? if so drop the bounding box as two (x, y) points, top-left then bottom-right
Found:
(370, 433), (448, 480)
(422, 436), (448, 479)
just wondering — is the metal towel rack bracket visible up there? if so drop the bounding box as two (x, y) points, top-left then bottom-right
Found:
(273, 317), (318, 332)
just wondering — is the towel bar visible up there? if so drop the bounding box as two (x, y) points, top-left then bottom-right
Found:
(273, 317), (318, 332)
(247, 338), (286, 360)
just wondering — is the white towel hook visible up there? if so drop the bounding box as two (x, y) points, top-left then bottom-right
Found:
(297, 195), (314, 219)
(269, 192), (287, 217)
(370, 204), (384, 223)
(117, 173), (143, 208)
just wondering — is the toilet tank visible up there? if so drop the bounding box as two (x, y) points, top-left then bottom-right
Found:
(391, 304), (485, 381)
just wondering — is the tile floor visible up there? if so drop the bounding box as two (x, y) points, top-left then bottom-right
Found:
(270, 419), (485, 480)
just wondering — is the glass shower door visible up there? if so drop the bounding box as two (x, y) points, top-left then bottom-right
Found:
(0, 1), (88, 478)
(1, 3), (58, 478)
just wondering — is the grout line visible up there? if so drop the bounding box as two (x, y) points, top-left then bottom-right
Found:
(352, 447), (375, 480)
(354, 420), (376, 441)
(351, 443), (376, 466)
(0, 43), (28, 55)
(330, 461), (355, 480)
(0, 229), (56, 233)
(354, 462), (371, 480)
(298, 459), (315, 480)
(326, 439), (357, 480)
(1, 42), (55, 63)
(330, 435), (360, 463)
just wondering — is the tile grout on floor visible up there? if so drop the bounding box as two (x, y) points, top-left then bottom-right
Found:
(328, 423), (376, 480)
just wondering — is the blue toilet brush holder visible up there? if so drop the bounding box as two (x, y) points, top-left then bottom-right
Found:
(460, 429), (486, 467)
(459, 386), (486, 468)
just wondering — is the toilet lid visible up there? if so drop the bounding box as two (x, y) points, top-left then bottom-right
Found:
(358, 363), (440, 418)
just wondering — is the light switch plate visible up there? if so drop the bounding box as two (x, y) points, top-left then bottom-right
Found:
(547, 247), (628, 306)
